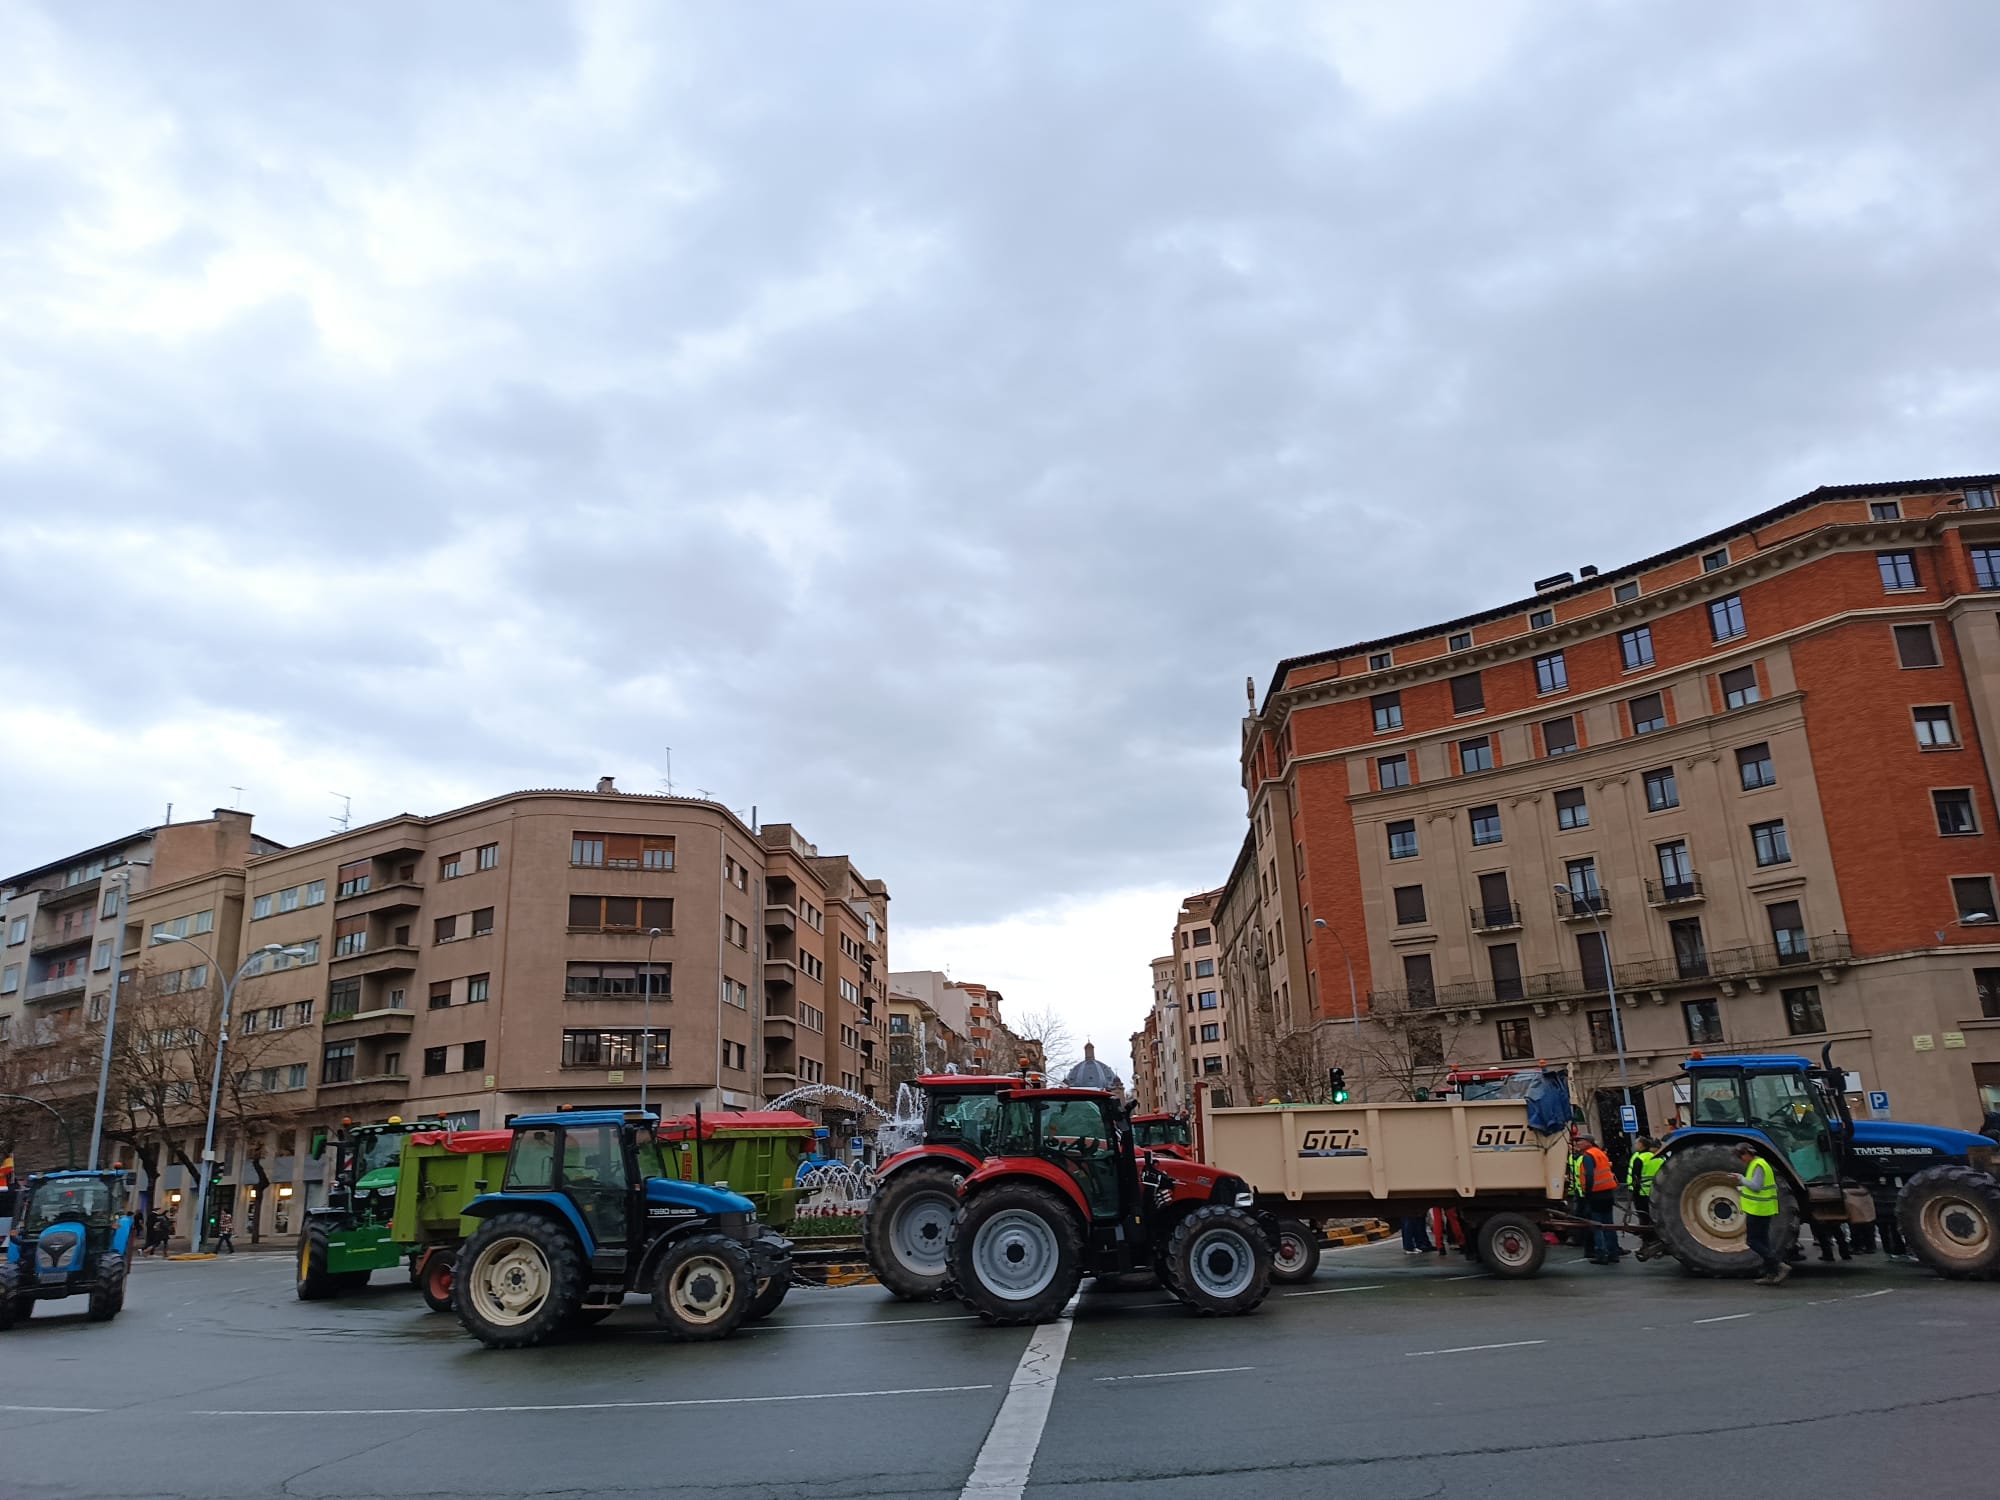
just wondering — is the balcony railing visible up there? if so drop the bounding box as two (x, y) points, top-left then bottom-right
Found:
(1468, 901), (1522, 932)
(1646, 874), (1705, 906)
(1555, 888), (1611, 920)
(23, 974), (87, 1003)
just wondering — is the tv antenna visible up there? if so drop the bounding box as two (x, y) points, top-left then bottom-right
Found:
(331, 793), (352, 833)
(228, 786), (245, 809)
(661, 747), (674, 797)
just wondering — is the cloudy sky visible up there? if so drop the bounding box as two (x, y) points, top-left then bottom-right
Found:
(3, 1), (1996, 1063)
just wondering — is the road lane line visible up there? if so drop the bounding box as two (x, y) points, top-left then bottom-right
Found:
(1284, 1283), (1385, 1298)
(1094, 1366), (1252, 1383)
(1852, 1289), (1895, 1299)
(195, 1384), (995, 1417)
(758, 1313), (982, 1330)
(0, 1405), (106, 1414)
(1446, 1273), (1490, 1281)
(1694, 1313), (1755, 1324)
(1404, 1340), (1546, 1358)
(959, 1296), (1077, 1500)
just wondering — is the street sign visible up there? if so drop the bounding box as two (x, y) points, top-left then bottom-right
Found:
(1867, 1090), (1891, 1116)
(1619, 1105), (1638, 1133)
(849, 1136), (864, 1152)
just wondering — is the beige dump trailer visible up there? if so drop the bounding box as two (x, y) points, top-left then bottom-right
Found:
(1197, 1089), (1576, 1280)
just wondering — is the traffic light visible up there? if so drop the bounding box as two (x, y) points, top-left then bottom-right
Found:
(1329, 1068), (1349, 1104)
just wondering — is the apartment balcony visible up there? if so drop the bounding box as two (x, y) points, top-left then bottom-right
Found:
(1555, 889), (1612, 921)
(764, 996), (798, 1038)
(328, 942), (420, 976)
(1646, 874), (1706, 907)
(31, 923), (95, 955)
(322, 1004), (416, 1040)
(335, 879), (425, 916)
(762, 1065), (801, 1090)
(764, 958), (797, 991)
(1468, 902), (1522, 933)
(22, 974), (86, 1004)
(763, 904), (796, 935)
(316, 1072), (411, 1103)
(37, 877), (101, 909)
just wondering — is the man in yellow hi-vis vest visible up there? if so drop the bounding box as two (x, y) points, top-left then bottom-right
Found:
(1734, 1143), (1788, 1285)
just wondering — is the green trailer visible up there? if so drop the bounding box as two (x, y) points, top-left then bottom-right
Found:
(391, 1128), (517, 1311)
(656, 1109), (818, 1231)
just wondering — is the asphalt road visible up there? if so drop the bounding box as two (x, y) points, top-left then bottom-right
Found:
(4, 1240), (1996, 1500)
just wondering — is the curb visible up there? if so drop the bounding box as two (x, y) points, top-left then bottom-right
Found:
(790, 1260), (877, 1288)
(1323, 1219), (1394, 1248)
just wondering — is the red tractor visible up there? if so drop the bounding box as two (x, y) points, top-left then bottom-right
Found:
(945, 1086), (1274, 1325)
(862, 1074), (1024, 1299)
(1130, 1111), (1195, 1159)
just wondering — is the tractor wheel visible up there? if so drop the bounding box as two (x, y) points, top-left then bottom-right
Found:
(748, 1274), (791, 1322)
(1897, 1166), (2000, 1280)
(419, 1252), (456, 1314)
(1474, 1213), (1547, 1279)
(651, 1233), (755, 1342)
(0, 1266), (19, 1331)
(88, 1256), (128, 1322)
(1161, 1205), (1272, 1317)
(861, 1162), (962, 1300)
(338, 1270), (373, 1292)
(1270, 1219), (1321, 1284)
(454, 1212), (585, 1350)
(946, 1182), (1084, 1326)
(1650, 1143), (1798, 1278)
(296, 1227), (340, 1301)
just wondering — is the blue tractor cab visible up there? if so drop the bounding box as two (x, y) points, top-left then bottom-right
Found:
(450, 1109), (792, 1349)
(1, 1169), (135, 1328)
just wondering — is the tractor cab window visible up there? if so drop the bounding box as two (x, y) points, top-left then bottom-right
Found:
(629, 1125), (669, 1181)
(1036, 1098), (1123, 1222)
(1691, 1076), (1745, 1126)
(1133, 1116), (1190, 1149)
(505, 1128), (558, 1191)
(352, 1131), (405, 1177)
(1746, 1071), (1837, 1186)
(561, 1126), (629, 1190)
(22, 1178), (113, 1232)
(930, 1092), (1002, 1156)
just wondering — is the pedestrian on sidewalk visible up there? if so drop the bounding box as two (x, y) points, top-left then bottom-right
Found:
(216, 1209), (235, 1254)
(1735, 1144), (1787, 1286)
(1574, 1134), (1621, 1264)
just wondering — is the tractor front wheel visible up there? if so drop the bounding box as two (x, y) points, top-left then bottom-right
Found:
(296, 1226), (340, 1301)
(1161, 1206), (1272, 1317)
(1270, 1219), (1320, 1284)
(454, 1213), (585, 1350)
(651, 1233), (755, 1342)
(1650, 1143), (1798, 1278)
(1898, 1166), (2000, 1280)
(419, 1251), (455, 1314)
(862, 1162), (962, 1300)
(947, 1183), (1084, 1326)
(0, 1266), (20, 1331)
(88, 1256), (128, 1321)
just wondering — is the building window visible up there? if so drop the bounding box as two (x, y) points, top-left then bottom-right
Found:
(1372, 693), (1403, 733)
(306, 880), (326, 906)
(1709, 594), (1746, 641)
(1460, 737), (1494, 774)
(1935, 789), (1979, 836)
(1877, 551), (1920, 591)
(571, 835), (605, 868)
(336, 860), (371, 898)
(280, 886), (300, 913)
(1564, 857), (1603, 909)
(1555, 787), (1589, 830)
(1534, 652), (1568, 693)
(463, 1040), (486, 1072)
(253, 894), (273, 920)
(287, 1063), (308, 1090)
(440, 853), (463, 880)
(430, 981), (452, 1010)
(477, 843), (500, 871)
(1751, 820), (1792, 866)
(1670, 917), (1708, 979)
(1576, 929), (1609, 990)
(1469, 804), (1503, 846)
(568, 896), (674, 932)
(1369, 651), (1393, 671)
(1683, 999), (1724, 1045)
(562, 1029), (669, 1069)
(1197, 990), (1219, 1009)
(0, 964), (18, 995)
(1378, 753), (1410, 789)
(1449, 632), (1472, 651)
(1543, 716), (1577, 757)
(1202, 1056), (1224, 1076)
(471, 906), (495, 936)
(1488, 943), (1523, 1002)
(1630, 692), (1667, 734)
(1393, 885), (1427, 925)
(1476, 871), (1513, 928)
(1953, 877), (1997, 924)
(333, 917), (367, 958)
(1529, 608), (1553, 629)
(1975, 968), (2000, 1020)
(1720, 665), (1761, 710)
(1387, 820), (1419, 859)
(322, 1042), (356, 1085)
(1702, 548), (1729, 572)
(1782, 986), (1826, 1036)
(295, 998), (314, 1026)
(1451, 673), (1485, 714)
(1967, 487), (1997, 510)
(1200, 1023), (1221, 1043)
(1588, 1009), (1618, 1054)
(1737, 742), (1776, 790)
(467, 974), (490, 1004)
(1914, 705), (1957, 747)
(1614, 581), (1640, 603)
(94, 940), (113, 972)
(424, 1046), (449, 1077)
(1617, 626), (1654, 670)
(1894, 623), (1940, 668)
(565, 962), (668, 998)
(1870, 501), (1901, 521)
(1496, 1016), (1534, 1060)
(435, 915), (457, 944)
(1657, 841), (1695, 899)
(1767, 900), (1809, 962)
(1973, 548), (2000, 593)
(1192, 926), (1212, 946)
(1194, 958), (1215, 978)
(1645, 767), (1680, 811)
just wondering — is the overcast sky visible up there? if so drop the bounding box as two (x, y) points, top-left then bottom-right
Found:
(3, 1), (1996, 1066)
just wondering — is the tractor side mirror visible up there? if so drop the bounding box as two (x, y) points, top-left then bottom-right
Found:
(309, 1130), (328, 1160)
(473, 1179), (488, 1193)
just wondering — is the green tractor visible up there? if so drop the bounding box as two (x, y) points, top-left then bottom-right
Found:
(296, 1116), (445, 1300)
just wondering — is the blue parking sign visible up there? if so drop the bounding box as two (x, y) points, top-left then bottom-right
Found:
(1867, 1090), (1890, 1115)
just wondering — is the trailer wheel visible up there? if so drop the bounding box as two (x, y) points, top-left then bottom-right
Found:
(419, 1251), (455, 1314)
(1162, 1206), (1272, 1317)
(1270, 1219), (1321, 1284)
(652, 1233), (755, 1342)
(296, 1226), (340, 1301)
(1898, 1166), (2000, 1280)
(946, 1183), (1084, 1326)
(1474, 1213), (1547, 1279)
(1650, 1143), (1797, 1278)
(454, 1213), (584, 1350)
(862, 1162), (962, 1300)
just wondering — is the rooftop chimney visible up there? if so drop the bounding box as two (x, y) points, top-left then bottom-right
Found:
(1533, 571), (1575, 593)
(1579, 565), (1599, 579)
(596, 776), (618, 794)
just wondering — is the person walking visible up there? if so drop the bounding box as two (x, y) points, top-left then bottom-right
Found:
(1735, 1143), (1787, 1286)
(1626, 1136), (1663, 1225)
(216, 1209), (235, 1254)
(1574, 1134), (1621, 1264)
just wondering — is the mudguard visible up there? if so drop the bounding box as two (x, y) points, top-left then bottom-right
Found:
(460, 1192), (596, 1255)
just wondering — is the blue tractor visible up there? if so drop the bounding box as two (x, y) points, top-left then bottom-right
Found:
(0, 1170), (135, 1328)
(1647, 1049), (2000, 1279)
(452, 1109), (793, 1349)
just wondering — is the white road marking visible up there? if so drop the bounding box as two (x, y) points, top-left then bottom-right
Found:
(1404, 1339), (1546, 1358)
(959, 1296), (1078, 1500)
(1094, 1366), (1253, 1383)
(1446, 1273), (1490, 1281)
(1694, 1313), (1755, 1324)
(1284, 1283), (1385, 1298)
(1852, 1289), (1895, 1299)
(197, 1384), (994, 1417)
(758, 1312), (981, 1330)
(0, 1405), (106, 1414)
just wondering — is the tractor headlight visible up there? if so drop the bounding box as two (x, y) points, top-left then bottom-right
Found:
(1234, 1191), (1256, 1209)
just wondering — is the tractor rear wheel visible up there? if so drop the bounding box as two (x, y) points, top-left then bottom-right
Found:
(419, 1251), (456, 1314)
(296, 1226), (340, 1301)
(87, 1257), (128, 1321)
(651, 1233), (755, 1341)
(1474, 1212), (1547, 1279)
(862, 1162), (962, 1300)
(1270, 1219), (1321, 1284)
(947, 1182), (1083, 1326)
(454, 1213), (585, 1350)
(1651, 1143), (1798, 1278)
(1898, 1166), (2000, 1279)
(1161, 1205), (1271, 1317)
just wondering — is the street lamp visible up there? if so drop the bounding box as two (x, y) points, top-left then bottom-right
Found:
(641, 927), (663, 1115)
(1935, 912), (1996, 943)
(1311, 919), (1366, 1103)
(1554, 883), (1635, 1141)
(153, 933), (310, 1252)
(89, 860), (152, 1170)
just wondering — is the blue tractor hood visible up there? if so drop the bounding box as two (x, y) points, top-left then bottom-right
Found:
(22, 1219), (89, 1275)
(1849, 1118), (1993, 1159)
(646, 1177), (756, 1216)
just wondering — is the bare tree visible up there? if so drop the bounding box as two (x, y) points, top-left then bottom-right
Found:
(1316, 997), (1473, 1103)
(1007, 1006), (1078, 1080)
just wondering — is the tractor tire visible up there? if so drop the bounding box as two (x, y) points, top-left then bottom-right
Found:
(87, 1256), (128, 1322)
(651, 1233), (755, 1342)
(296, 1226), (340, 1301)
(1270, 1219), (1321, 1284)
(862, 1162), (962, 1301)
(419, 1252), (456, 1314)
(1897, 1166), (2000, 1280)
(1650, 1143), (1798, 1278)
(338, 1270), (373, 1292)
(1474, 1212), (1547, 1279)
(946, 1182), (1084, 1326)
(0, 1266), (19, 1331)
(1160, 1205), (1272, 1317)
(748, 1274), (791, 1322)
(454, 1212), (585, 1350)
